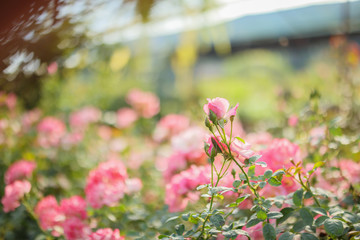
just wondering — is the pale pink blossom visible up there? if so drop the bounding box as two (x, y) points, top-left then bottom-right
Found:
(230, 138), (254, 160)
(309, 126), (327, 146)
(5, 93), (17, 111)
(37, 117), (66, 148)
(2, 180), (31, 212)
(203, 97), (238, 120)
(63, 217), (91, 240)
(47, 62), (58, 75)
(246, 132), (273, 148)
(224, 120), (245, 139)
(89, 228), (125, 240)
(35, 196), (65, 237)
(288, 114), (298, 127)
(116, 108), (138, 129)
(156, 152), (188, 181)
(338, 159), (360, 184)
(61, 132), (84, 149)
(21, 109), (42, 131)
(126, 89), (160, 118)
(97, 125), (113, 141)
(60, 196), (87, 220)
(153, 114), (190, 142)
(70, 106), (101, 130)
(171, 127), (207, 161)
(85, 160), (128, 209)
(125, 178), (143, 194)
(5, 160), (36, 184)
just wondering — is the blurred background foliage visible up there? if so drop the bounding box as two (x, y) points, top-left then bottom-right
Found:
(1, 0), (360, 127)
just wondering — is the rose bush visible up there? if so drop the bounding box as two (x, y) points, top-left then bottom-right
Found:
(0, 90), (359, 240)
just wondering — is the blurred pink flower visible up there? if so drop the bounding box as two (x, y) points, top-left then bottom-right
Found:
(5, 93), (17, 111)
(62, 132), (84, 149)
(63, 217), (91, 240)
(171, 126), (207, 161)
(157, 152), (188, 181)
(288, 114), (298, 127)
(85, 160), (128, 209)
(125, 178), (143, 194)
(309, 126), (327, 146)
(224, 120), (245, 139)
(47, 62), (58, 75)
(37, 117), (66, 148)
(203, 97), (238, 120)
(70, 106), (101, 130)
(116, 108), (138, 129)
(60, 196), (87, 220)
(1, 180), (31, 212)
(126, 89), (160, 118)
(21, 109), (42, 132)
(338, 159), (360, 184)
(246, 132), (273, 148)
(153, 114), (190, 142)
(97, 125), (113, 141)
(35, 196), (65, 237)
(89, 228), (125, 240)
(5, 160), (36, 184)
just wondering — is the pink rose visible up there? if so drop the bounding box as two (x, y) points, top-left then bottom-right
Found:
(2, 180), (31, 212)
(5, 160), (36, 184)
(89, 228), (125, 240)
(63, 217), (91, 240)
(230, 138), (254, 160)
(288, 114), (298, 127)
(60, 196), (87, 220)
(116, 108), (138, 129)
(203, 97), (238, 120)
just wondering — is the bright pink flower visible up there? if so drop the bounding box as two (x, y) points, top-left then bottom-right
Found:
(288, 114), (298, 127)
(70, 106), (101, 130)
(2, 180), (31, 212)
(230, 138), (254, 160)
(63, 217), (91, 240)
(60, 196), (87, 220)
(126, 89), (160, 118)
(35, 196), (65, 237)
(5, 160), (36, 184)
(116, 108), (138, 129)
(153, 114), (190, 142)
(89, 228), (125, 240)
(37, 117), (66, 148)
(85, 160), (128, 209)
(203, 97), (238, 120)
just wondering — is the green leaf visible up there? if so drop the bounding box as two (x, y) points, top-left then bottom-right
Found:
(166, 216), (179, 223)
(259, 181), (266, 188)
(246, 218), (262, 228)
(279, 232), (294, 240)
(264, 169), (273, 179)
(267, 211), (283, 219)
(324, 219), (344, 237)
(257, 210), (267, 220)
(248, 155), (262, 164)
(255, 161), (267, 167)
(239, 173), (247, 180)
(236, 194), (250, 204)
(233, 180), (241, 188)
(311, 207), (327, 216)
(272, 170), (285, 177)
(248, 165), (256, 177)
(210, 214), (225, 229)
(314, 216), (329, 227)
(263, 223), (276, 240)
(293, 189), (304, 207)
(301, 233), (319, 240)
(158, 235), (169, 239)
(196, 184), (208, 190)
(300, 208), (314, 226)
(235, 137), (245, 143)
(181, 213), (189, 221)
(175, 224), (185, 235)
(276, 208), (295, 225)
(304, 191), (313, 199)
(268, 177), (281, 187)
(223, 229), (250, 239)
(292, 221), (306, 232)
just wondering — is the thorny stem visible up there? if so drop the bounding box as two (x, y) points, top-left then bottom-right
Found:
(297, 172), (321, 207)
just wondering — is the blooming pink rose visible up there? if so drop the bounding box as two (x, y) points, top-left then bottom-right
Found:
(70, 106), (101, 130)
(116, 108), (138, 129)
(37, 117), (66, 148)
(89, 228), (125, 240)
(85, 160), (128, 208)
(153, 114), (190, 142)
(5, 160), (36, 185)
(35, 196), (65, 237)
(126, 89), (160, 118)
(230, 138), (254, 160)
(60, 196), (87, 220)
(203, 97), (239, 120)
(63, 217), (91, 240)
(2, 180), (31, 212)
